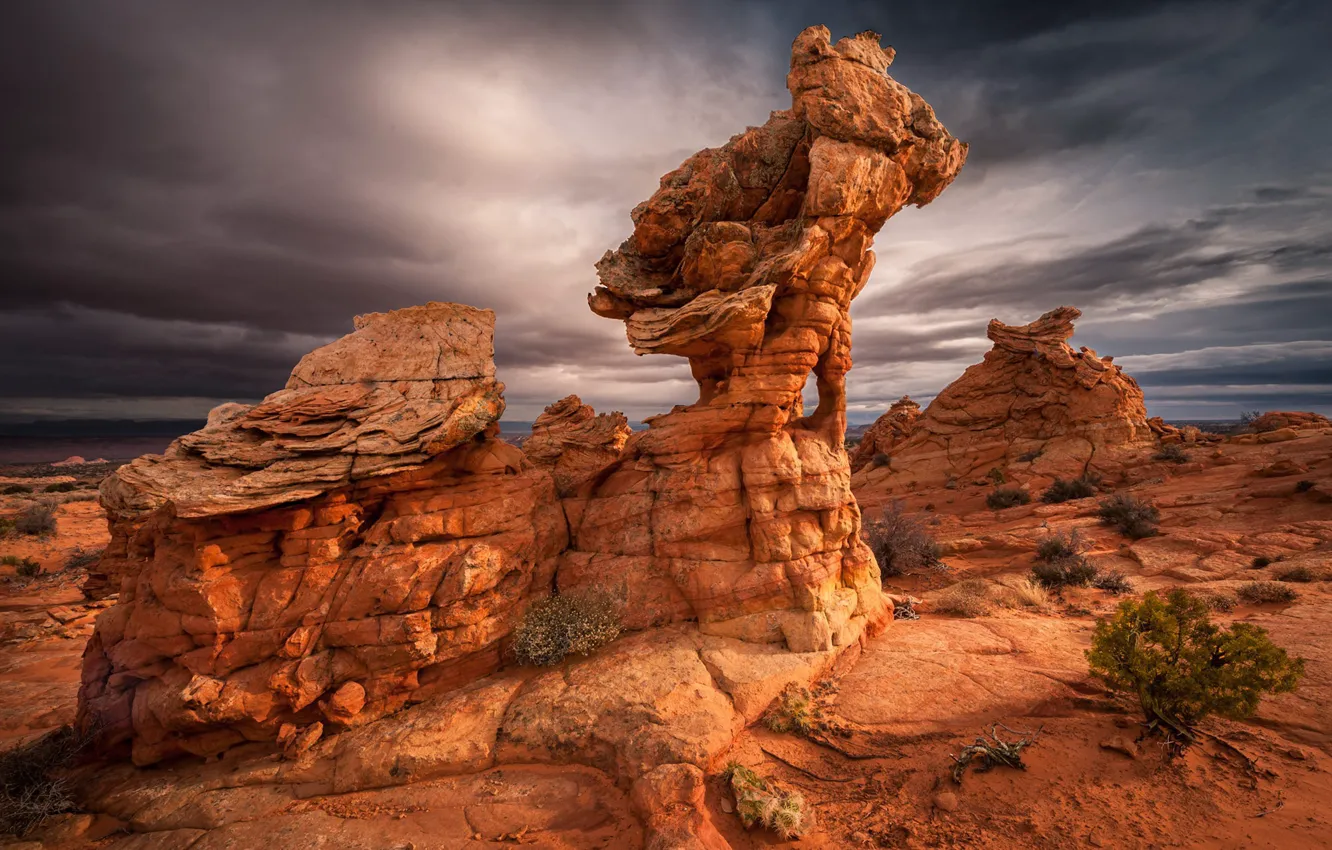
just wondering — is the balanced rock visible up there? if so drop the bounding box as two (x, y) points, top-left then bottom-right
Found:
(562, 25), (967, 650)
(78, 303), (567, 764)
(522, 395), (632, 496)
(860, 307), (1154, 489)
(850, 395), (921, 471)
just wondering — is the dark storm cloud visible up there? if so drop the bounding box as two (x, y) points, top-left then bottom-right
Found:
(1, 0), (1330, 424)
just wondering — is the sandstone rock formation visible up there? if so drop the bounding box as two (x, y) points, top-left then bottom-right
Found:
(858, 307), (1154, 490)
(521, 395), (632, 496)
(79, 303), (567, 764)
(1245, 411), (1332, 433)
(563, 25), (966, 650)
(850, 395), (921, 471)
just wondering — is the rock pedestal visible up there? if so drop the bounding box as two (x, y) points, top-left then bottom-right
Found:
(560, 26), (967, 650)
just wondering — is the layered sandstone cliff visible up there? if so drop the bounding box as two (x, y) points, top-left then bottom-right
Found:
(561, 25), (967, 650)
(858, 307), (1154, 489)
(79, 304), (567, 764)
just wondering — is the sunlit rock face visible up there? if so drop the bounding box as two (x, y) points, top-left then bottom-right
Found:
(859, 306), (1157, 491)
(79, 304), (567, 764)
(562, 25), (967, 651)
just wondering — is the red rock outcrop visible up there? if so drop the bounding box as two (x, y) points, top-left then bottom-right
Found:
(850, 395), (921, 471)
(859, 307), (1154, 490)
(522, 395), (632, 496)
(78, 303), (567, 764)
(1246, 411), (1332, 433)
(561, 26), (966, 651)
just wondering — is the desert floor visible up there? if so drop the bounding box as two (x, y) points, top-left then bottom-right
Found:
(1, 432), (1329, 848)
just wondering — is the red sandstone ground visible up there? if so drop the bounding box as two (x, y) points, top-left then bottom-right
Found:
(2, 425), (1329, 848)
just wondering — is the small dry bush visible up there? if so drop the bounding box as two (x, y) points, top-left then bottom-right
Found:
(1, 484), (31, 495)
(1035, 530), (1083, 562)
(1251, 556), (1272, 569)
(1097, 493), (1159, 539)
(1, 555), (41, 578)
(64, 548), (103, 572)
(1032, 556), (1097, 589)
(986, 487), (1030, 510)
(1187, 587), (1238, 612)
(933, 579), (994, 618)
(1153, 444), (1190, 464)
(871, 452), (890, 468)
(510, 590), (622, 666)
(995, 576), (1050, 610)
(42, 482), (76, 494)
(987, 467), (1007, 485)
(1040, 476), (1098, 503)
(864, 501), (942, 579)
(1237, 581), (1298, 604)
(0, 725), (97, 836)
(1295, 480), (1315, 493)
(1091, 570), (1133, 595)
(14, 502), (57, 537)
(1089, 590), (1303, 746)
(724, 762), (807, 840)
(1273, 564), (1317, 583)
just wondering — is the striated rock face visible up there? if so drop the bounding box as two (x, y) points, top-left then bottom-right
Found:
(850, 395), (921, 471)
(563, 26), (967, 650)
(522, 395), (632, 496)
(79, 304), (567, 764)
(861, 307), (1154, 489)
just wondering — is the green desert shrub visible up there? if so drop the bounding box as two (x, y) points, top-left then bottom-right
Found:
(14, 502), (57, 537)
(1031, 556), (1098, 589)
(1087, 590), (1303, 745)
(1152, 444), (1190, 464)
(864, 501), (941, 578)
(1040, 476), (1098, 503)
(986, 487), (1030, 510)
(510, 590), (622, 666)
(1237, 581), (1298, 604)
(723, 762), (807, 840)
(1097, 493), (1159, 539)
(1, 484), (31, 496)
(987, 467), (1007, 485)
(0, 725), (97, 836)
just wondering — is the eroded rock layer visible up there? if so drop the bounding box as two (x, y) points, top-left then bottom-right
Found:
(522, 395), (632, 497)
(850, 395), (921, 472)
(860, 306), (1155, 489)
(79, 304), (567, 764)
(562, 26), (967, 650)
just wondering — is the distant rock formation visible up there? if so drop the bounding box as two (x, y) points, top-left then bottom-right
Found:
(521, 395), (632, 496)
(859, 307), (1154, 489)
(79, 304), (567, 764)
(850, 395), (921, 471)
(1246, 411), (1332, 433)
(562, 25), (967, 650)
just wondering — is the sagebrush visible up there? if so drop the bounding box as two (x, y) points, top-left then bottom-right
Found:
(510, 590), (622, 666)
(1088, 590), (1303, 747)
(0, 725), (97, 836)
(1237, 581), (1298, 604)
(864, 501), (941, 578)
(1040, 476), (1098, 504)
(986, 487), (1030, 510)
(933, 579), (993, 618)
(1152, 444), (1189, 464)
(1097, 493), (1159, 539)
(14, 502), (57, 537)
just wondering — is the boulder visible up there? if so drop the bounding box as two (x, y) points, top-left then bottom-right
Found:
(850, 395), (921, 471)
(521, 395), (632, 496)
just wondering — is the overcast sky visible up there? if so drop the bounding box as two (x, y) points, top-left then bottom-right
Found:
(2, 0), (1329, 427)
